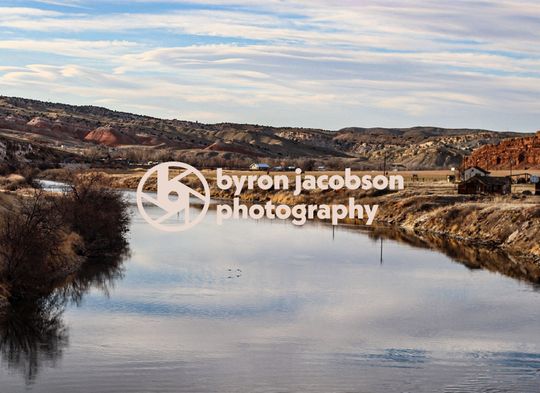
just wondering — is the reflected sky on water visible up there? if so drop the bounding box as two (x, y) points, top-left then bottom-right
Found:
(1, 201), (539, 392)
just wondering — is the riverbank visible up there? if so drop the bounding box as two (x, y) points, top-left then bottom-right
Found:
(0, 174), (130, 315)
(377, 194), (540, 258)
(0, 189), (82, 315)
(42, 168), (540, 262)
(362, 226), (540, 284)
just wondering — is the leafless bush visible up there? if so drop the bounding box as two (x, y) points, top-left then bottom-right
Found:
(0, 193), (76, 299)
(59, 173), (130, 257)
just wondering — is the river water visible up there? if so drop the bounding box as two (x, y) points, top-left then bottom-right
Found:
(0, 185), (539, 392)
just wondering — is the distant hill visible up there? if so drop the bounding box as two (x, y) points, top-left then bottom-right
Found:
(0, 96), (530, 169)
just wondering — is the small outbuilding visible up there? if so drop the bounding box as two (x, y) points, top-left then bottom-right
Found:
(250, 163), (270, 171)
(458, 175), (511, 195)
(462, 166), (490, 181)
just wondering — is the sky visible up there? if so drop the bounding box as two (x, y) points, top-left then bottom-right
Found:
(0, 1), (539, 131)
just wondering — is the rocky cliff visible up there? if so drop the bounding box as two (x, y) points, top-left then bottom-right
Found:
(464, 132), (540, 170)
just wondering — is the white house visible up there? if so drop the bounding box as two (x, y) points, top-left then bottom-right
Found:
(462, 166), (490, 181)
(250, 163), (270, 171)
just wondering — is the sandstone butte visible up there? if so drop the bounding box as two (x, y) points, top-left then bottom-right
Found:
(464, 131), (540, 170)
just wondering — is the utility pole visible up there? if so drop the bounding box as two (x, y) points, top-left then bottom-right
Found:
(510, 158), (513, 178)
(509, 158), (514, 194)
(379, 237), (384, 265)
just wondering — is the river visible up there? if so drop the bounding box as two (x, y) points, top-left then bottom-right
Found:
(0, 184), (539, 392)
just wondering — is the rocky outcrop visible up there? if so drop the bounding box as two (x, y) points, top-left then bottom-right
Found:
(0, 135), (72, 164)
(27, 116), (53, 129)
(84, 125), (137, 146)
(0, 138), (34, 163)
(464, 132), (540, 169)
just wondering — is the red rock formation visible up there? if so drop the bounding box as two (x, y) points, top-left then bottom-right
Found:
(464, 132), (540, 169)
(84, 125), (137, 146)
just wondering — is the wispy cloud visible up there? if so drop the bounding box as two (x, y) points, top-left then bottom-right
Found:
(33, 0), (86, 8)
(0, 1), (538, 131)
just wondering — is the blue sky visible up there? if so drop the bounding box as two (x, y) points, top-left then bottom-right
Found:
(0, 0), (539, 131)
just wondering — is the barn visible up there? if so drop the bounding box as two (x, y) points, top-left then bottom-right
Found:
(458, 176), (511, 195)
(461, 166), (490, 181)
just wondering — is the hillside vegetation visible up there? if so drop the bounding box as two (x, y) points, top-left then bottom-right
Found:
(0, 96), (529, 169)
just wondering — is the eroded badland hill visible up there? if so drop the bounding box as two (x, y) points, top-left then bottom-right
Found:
(0, 96), (533, 169)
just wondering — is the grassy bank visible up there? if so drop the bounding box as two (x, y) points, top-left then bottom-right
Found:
(372, 193), (540, 259)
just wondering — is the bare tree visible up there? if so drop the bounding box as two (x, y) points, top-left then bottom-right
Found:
(59, 173), (131, 257)
(0, 193), (71, 299)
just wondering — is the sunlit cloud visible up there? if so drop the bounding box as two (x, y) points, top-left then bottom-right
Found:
(0, 1), (538, 130)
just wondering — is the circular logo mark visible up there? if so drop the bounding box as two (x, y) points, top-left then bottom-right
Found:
(136, 162), (210, 232)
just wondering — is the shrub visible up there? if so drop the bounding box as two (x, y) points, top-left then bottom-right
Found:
(59, 173), (130, 257)
(16, 166), (41, 189)
(0, 172), (131, 302)
(0, 193), (77, 299)
(0, 164), (12, 177)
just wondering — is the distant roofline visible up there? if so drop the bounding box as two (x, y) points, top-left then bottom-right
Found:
(465, 166), (490, 174)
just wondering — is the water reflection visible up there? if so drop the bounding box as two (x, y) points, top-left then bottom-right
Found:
(0, 250), (129, 384)
(1, 200), (540, 392)
(361, 226), (540, 287)
(60, 253), (128, 306)
(0, 294), (67, 384)
(206, 200), (540, 287)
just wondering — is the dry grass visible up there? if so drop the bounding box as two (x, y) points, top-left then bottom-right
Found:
(0, 192), (15, 212)
(0, 174), (26, 191)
